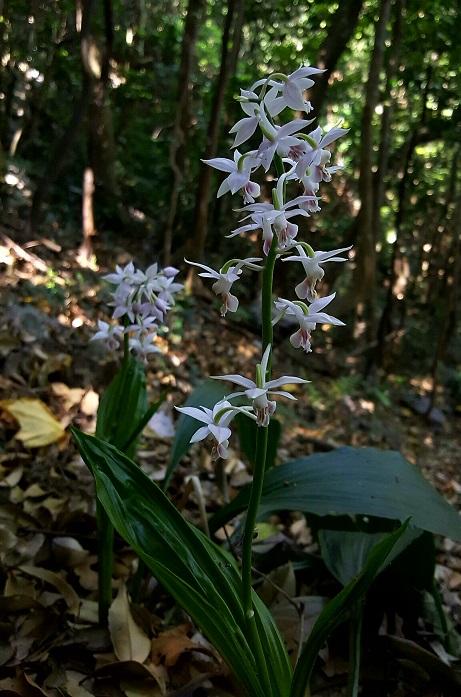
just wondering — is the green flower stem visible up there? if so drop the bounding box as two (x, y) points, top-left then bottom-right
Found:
(241, 425), (269, 613)
(241, 424), (272, 694)
(347, 603), (363, 697)
(96, 499), (114, 624)
(240, 196), (280, 691)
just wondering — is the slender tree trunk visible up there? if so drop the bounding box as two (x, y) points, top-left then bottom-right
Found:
(30, 0), (97, 232)
(374, 65), (432, 366)
(310, 0), (364, 115)
(163, 0), (206, 266)
(77, 166), (96, 265)
(424, 148), (458, 305)
(372, 0), (405, 241)
(87, 0), (125, 222)
(428, 192), (461, 412)
(352, 0), (392, 345)
(191, 0), (245, 260)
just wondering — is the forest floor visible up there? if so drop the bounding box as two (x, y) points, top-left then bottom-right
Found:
(1, 220), (461, 696)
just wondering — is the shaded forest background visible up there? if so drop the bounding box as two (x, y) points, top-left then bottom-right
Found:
(0, 0), (460, 401)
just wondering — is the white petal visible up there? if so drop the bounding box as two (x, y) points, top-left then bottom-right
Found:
(175, 406), (211, 424)
(309, 311), (345, 326)
(230, 116), (259, 148)
(246, 387), (268, 399)
(202, 157), (236, 173)
(211, 374), (255, 389)
(277, 119), (311, 138)
(209, 423), (232, 444)
(268, 389), (299, 400)
(266, 376), (309, 389)
(217, 177), (232, 197)
(319, 128), (349, 148)
(190, 426), (211, 443)
(308, 292), (336, 313)
(184, 259), (219, 277)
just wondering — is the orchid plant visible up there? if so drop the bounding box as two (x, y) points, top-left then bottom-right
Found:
(90, 261), (182, 620)
(174, 64), (351, 677)
(73, 66), (426, 697)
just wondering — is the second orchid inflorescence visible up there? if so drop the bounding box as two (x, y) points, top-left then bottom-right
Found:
(178, 65), (351, 458)
(91, 262), (183, 361)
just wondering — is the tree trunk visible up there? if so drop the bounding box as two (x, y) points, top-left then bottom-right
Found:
(372, 0), (405, 242)
(163, 0), (206, 266)
(309, 0), (364, 115)
(427, 191), (461, 412)
(352, 0), (392, 345)
(190, 0), (245, 260)
(86, 0), (126, 222)
(29, 0), (97, 232)
(374, 65), (432, 367)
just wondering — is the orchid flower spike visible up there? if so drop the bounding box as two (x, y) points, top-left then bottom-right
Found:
(175, 399), (255, 459)
(186, 258), (263, 316)
(282, 244), (352, 301)
(212, 344), (309, 427)
(273, 294), (344, 353)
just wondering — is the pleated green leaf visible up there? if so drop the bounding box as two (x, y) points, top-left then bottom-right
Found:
(210, 447), (461, 541)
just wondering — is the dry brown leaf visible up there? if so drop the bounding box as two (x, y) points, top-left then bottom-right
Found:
(0, 464), (24, 487)
(78, 599), (99, 624)
(51, 383), (85, 411)
(52, 537), (89, 566)
(108, 583), (151, 663)
(64, 671), (94, 697)
(0, 399), (66, 447)
(80, 389), (99, 416)
(18, 565), (80, 615)
(151, 624), (201, 668)
(95, 659), (167, 694)
(0, 672), (50, 696)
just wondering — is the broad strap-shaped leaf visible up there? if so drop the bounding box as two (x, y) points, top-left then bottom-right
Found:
(164, 379), (229, 487)
(290, 522), (410, 697)
(210, 447), (461, 541)
(73, 430), (292, 697)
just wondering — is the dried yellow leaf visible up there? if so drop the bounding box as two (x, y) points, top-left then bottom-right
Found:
(109, 583), (151, 663)
(0, 398), (66, 447)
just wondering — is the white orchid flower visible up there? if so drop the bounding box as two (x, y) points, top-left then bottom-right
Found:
(231, 87), (288, 148)
(212, 344), (309, 427)
(128, 333), (161, 362)
(186, 257), (263, 316)
(175, 399), (254, 459)
(269, 66), (325, 113)
(282, 244), (352, 301)
(273, 294), (344, 353)
(295, 125), (348, 180)
(91, 320), (124, 351)
(103, 262), (144, 286)
(256, 106), (314, 171)
(203, 150), (261, 203)
(229, 176), (314, 254)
